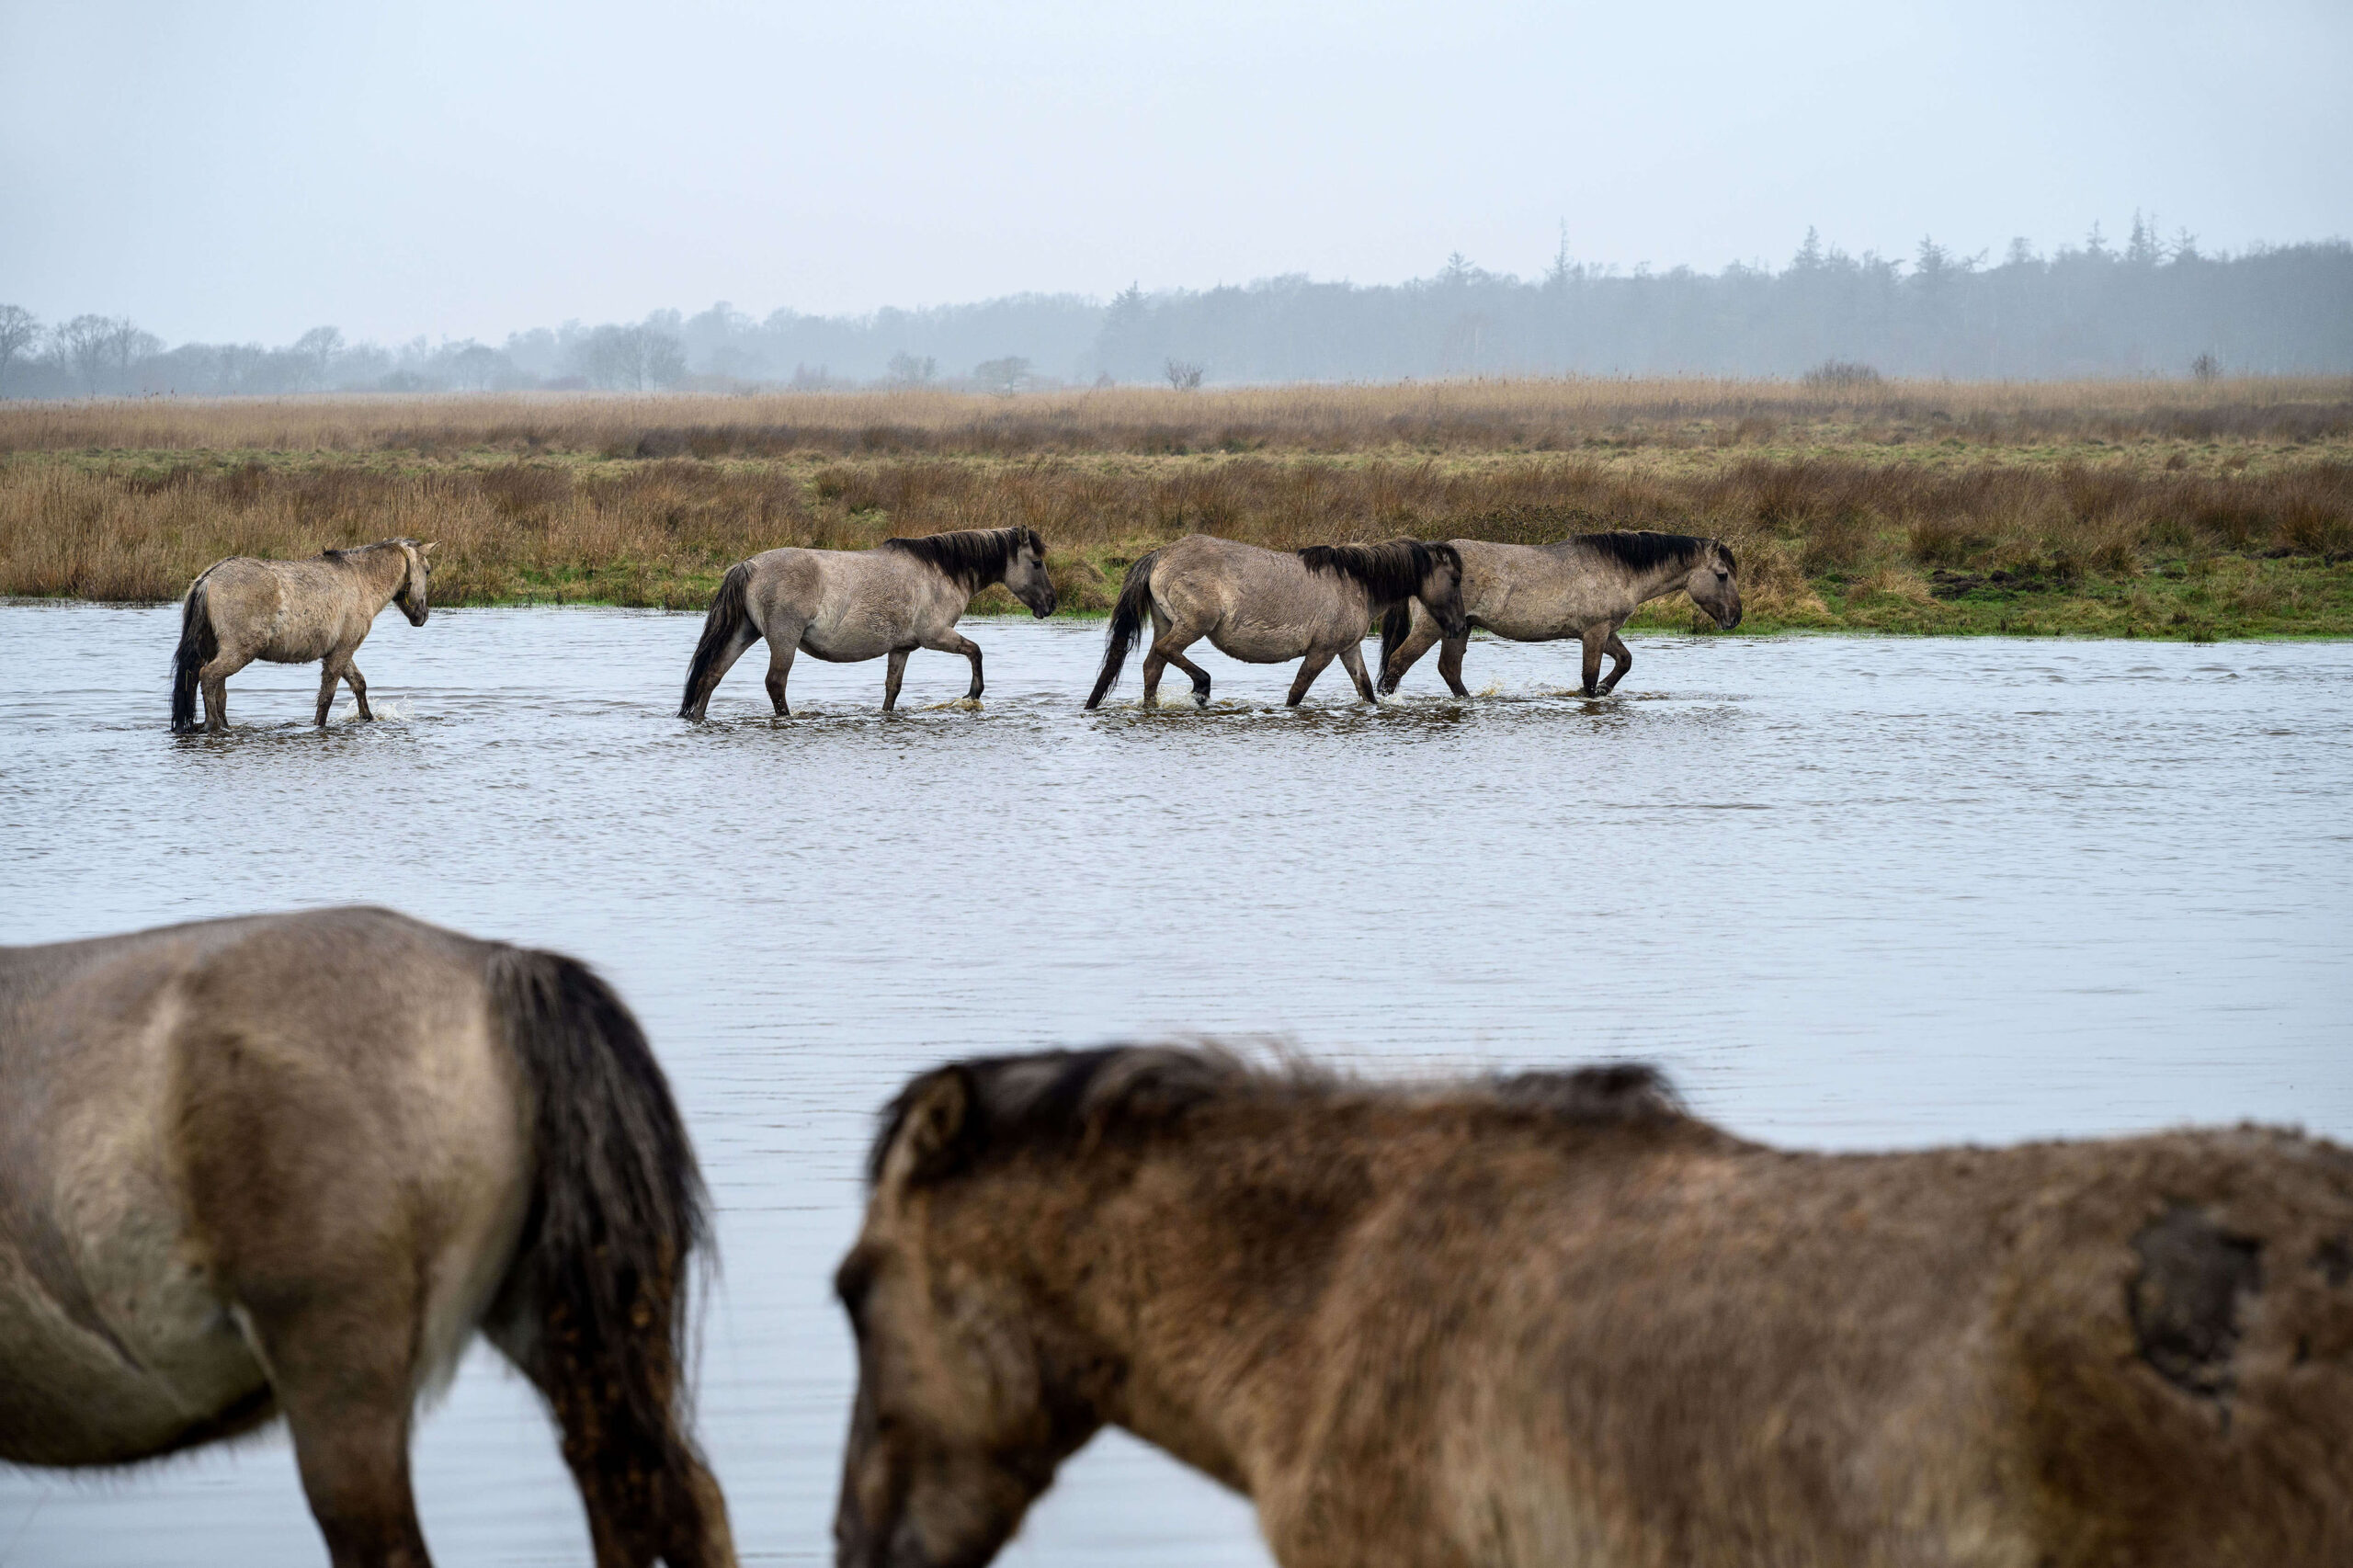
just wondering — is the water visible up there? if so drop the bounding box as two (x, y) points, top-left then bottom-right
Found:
(1, 602), (2347, 1566)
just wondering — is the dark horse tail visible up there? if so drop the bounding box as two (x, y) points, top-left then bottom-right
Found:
(170, 576), (218, 733)
(678, 562), (753, 720)
(1376, 602), (1415, 693)
(485, 947), (722, 1562)
(1085, 549), (1159, 710)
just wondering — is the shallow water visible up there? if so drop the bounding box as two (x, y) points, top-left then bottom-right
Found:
(1, 602), (2347, 1567)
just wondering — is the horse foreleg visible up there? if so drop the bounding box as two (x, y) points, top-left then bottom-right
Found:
(1597, 631), (1633, 696)
(881, 647), (911, 712)
(1437, 634), (1470, 697)
(919, 630), (984, 700)
(314, 665), (342, 727)
(1379, 603), (1446, 694)
(1286, 649), (1336, 706)
(765, 637), (797, 716)
(1579, 626), (1609, 698)
(1338, 642), (1379, 704)
(345, 660), (372, 721)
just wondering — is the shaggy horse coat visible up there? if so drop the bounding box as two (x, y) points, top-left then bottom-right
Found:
(835, 1046), (2353, 1568)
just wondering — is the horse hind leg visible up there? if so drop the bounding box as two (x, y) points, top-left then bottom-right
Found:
(764, 634), (798, 716)
(200, 650), (255, 733)
(1142, 610), (1211, 709)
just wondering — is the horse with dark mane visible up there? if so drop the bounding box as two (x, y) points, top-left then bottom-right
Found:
(0, 908), (733, 1568)
(1084, 534), (1468, 709)
(835, 1044), (2353, 1568)
(1379, 530), (1741, 699)
(678, 527), (1055, 719)
(171, 538), (437, 733)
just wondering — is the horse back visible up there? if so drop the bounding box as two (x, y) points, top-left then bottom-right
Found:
(0, 909), (529, 1466)
(1379, 1129), (2353, 1567)
(745, 543), (966, 658)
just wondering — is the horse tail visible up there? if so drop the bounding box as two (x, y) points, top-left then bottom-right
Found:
(486, 945), (722, 1558)
(1377, 601), (1414, 690)
(170, 574), (218, 733)
(678, 561), (753, 720)
(1085, 549), (1158, 710)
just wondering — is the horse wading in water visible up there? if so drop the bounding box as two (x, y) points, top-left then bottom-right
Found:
(1085, 534), (1468, 710)
(1380, 530), (1740, 699)
(0, 907), (734, 1568)
(170, 538), (436, 734)
(835, 1045), (2353, 1568)
(678, 528), (1055, 720)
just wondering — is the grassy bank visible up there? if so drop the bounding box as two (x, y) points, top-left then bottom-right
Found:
(4, 380), (2349, 638)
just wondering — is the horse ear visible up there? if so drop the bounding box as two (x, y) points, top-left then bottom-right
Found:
(880, 1067), (974, 1191)
(421, 541), (438, 556)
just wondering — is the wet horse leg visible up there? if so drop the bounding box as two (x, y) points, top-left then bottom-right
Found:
(199, 649), (255, 733)
(1142, 609), (1212, 709)
(1436, 634), (1470, 697)
(315, 665), (344, 727)
(1597, 630), (1634, 696)
(1379, 604), (1447, 694)
(1337, 642), (1379, 703)
(1578, 625), (1613, 697)
(881, 647), (911, 711)
(1285, 648), (1336, 706)
(917, 628), (984, 701)
(764, 634), (798, 716)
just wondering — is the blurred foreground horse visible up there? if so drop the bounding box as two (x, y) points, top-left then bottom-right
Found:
(1380, 529), (1741, 698)
(835, 1045), (2353, 1568)
(171, 538), (436, 733)
(0, 907), (733, 1568)
(1085, 535), (1468, 709)
(678, 527), (1056, 720)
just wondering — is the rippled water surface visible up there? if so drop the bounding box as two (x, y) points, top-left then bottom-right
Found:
(2, 603), (2348, 1566)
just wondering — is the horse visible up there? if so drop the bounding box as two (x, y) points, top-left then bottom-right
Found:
(834, 1045), (2353, 1568)
(677, 527), (1056, 721)
(0, 907), (734, 1568)
(1377, 530), (1741, 699)
(1083, 535), (1468, 710)
(170, 538), (437, 734)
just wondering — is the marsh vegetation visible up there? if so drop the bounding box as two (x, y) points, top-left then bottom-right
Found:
(4, 377), (2348, 638)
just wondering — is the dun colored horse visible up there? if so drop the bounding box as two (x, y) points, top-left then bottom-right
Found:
(171, 538), (436, 733)
(678, 527), (1056, 720)
(835, 1045), (2353, 1568)
(1379, 530), (1741, 699)
(1084, 535), (1468, 710)
(0, 908), (733, 1568)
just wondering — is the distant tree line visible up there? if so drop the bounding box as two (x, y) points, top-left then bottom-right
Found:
(4, 218), (2347, 399)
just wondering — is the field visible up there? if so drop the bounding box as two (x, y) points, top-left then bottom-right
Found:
(4, 376), (2350, 637)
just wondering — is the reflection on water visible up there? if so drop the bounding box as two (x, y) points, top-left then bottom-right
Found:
(1, 603), (2347, 1566)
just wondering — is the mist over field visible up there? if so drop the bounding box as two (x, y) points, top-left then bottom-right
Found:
(3, 1), (2348, 397)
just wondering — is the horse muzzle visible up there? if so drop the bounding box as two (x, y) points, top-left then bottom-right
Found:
(1716, 606), (1743, 631)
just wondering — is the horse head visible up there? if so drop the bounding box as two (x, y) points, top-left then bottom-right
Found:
(1416, 540), (1471, 641)
(1687, 540), (1742, 630)
(1005, 528), (1057, 619)
(394, 539), (437, 626)
(834, 1066), (1097, 1568)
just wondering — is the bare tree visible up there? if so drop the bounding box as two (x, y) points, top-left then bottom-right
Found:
(575, 324), (688, 391)
(1164, 358), (1204, 390)
(55, 315), (119, 394)
(885, 350), (937, 386)
(104, 320), (163, 389)
(2191, 351), (2222, 382)
(974, 356), (1031, 394)
(0, 305), (38, 395)
(292, 326), (345, 390)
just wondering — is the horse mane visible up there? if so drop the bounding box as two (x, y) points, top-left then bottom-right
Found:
(321, 537), (421, 563)
(867, 1045), (1686, 1187)
(1565, 530), (1733, 574)
(881, 527), (1043, 592)
(1297, 539), (1461, 605)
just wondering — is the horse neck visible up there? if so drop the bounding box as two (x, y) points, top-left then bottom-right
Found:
(341, 544), (409, 607)
(1000, 1108), (1388, 1492)
(1626, 551), (1702, 607)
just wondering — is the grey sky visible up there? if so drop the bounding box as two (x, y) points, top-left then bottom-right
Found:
(3, 0), (2347, 346)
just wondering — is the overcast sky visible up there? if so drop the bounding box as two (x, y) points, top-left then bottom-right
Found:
(3, 0), (2347, 345)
